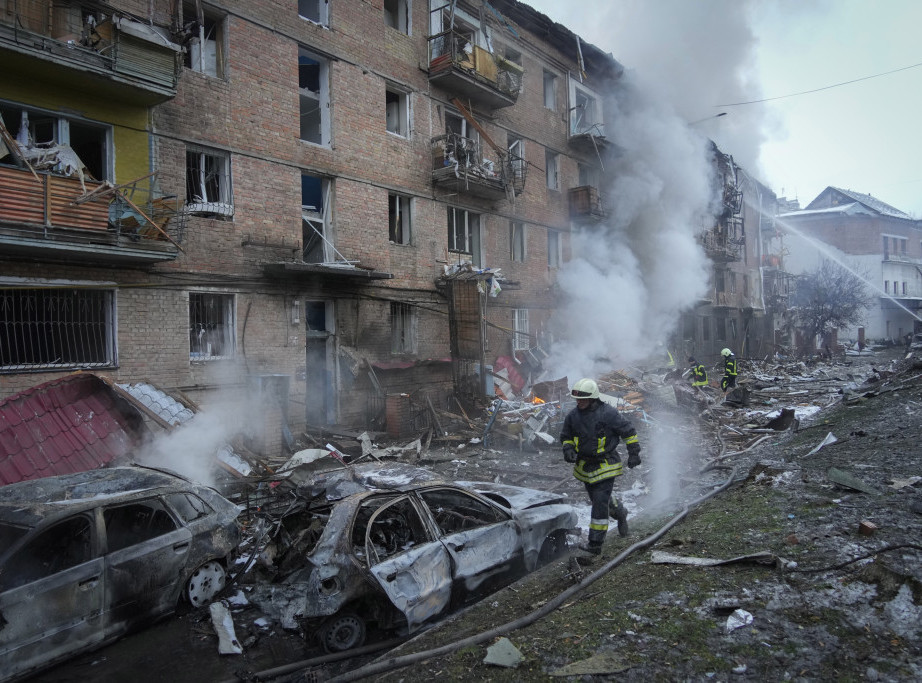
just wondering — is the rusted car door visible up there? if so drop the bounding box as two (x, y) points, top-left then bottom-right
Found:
(101, 498), (193, 628)
(364, 495), (453, 632)
(0, 514), (104, 680)
(418, 488), (523, 602)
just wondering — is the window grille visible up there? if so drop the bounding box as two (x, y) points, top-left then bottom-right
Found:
(391, 302), (417, 354)
(0, 288), (115, 371)
(189, 293), (235, 360)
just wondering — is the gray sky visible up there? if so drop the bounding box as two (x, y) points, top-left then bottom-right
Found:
(524, 0), (922, 217)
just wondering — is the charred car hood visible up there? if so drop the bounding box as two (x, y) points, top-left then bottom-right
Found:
(456, 480), (568, 510)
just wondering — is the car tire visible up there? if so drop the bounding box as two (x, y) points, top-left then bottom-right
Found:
(538, 530), (568, 566)
(318, 612), (366, 653)
(185, 560), (227, 608)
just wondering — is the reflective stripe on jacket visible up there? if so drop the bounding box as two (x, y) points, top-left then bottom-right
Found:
(560, 400), (638, 483)
(573, 457), (623, 483)
(724, 355), (738, 377)
(691, 363), (708, 387)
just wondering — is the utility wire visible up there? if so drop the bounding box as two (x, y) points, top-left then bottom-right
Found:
(717, 60), (922, 107)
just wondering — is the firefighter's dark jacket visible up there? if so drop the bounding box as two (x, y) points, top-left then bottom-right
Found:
(560, 400), (638, 463)
(724, 355), (738, 377)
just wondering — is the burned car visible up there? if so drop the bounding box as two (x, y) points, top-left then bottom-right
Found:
(247, 463), (577, 652)
(0, 466), (241, 682)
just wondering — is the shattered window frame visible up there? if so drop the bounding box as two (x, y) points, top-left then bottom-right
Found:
(390, 301), (418, 354)
(299, 47), (332, 146)
(510, 221), (526, 262)
(388, 193), (413, 245)
(0, 515), (94, 591)
(385, 85), (410, 137)
(418, 488), (509, 536)
(189, 291), (236, 361)
(362, 495), (432, 566)
(447, 207), (481, 265)
(185, 146), (233, 218)
(298, 0), (329, 26)
(103, 499), (179, 553)
(513, 308), (530, 351)
(542, 69), (557, 110)
(182, 5), (225, 78)
(384, 0), (410, 34)
(568, 80), (604, 137)
(545, 148), (558, 190)
(0, 286), (117, 372)
(0, 101), (113, 182)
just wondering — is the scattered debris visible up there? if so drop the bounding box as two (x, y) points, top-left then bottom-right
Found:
(483, 637), (524, 668)
(724, 608), (754, 633)
(828, 467), (879, 495)
(806, 432), (838, 456)
(650, 550), (777, 567)
(858, 520), (878, 536)
(209, 602), (243, 655)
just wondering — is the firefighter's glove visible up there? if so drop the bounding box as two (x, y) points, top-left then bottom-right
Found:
(626, 442), (641, 469)
(563, 445), (578, 464)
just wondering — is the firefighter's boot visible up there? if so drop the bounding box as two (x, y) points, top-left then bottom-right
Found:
(609, 498), (629, 537)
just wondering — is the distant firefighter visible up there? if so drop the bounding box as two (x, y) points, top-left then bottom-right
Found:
(687, 356), (708, 388)
(720, 348), (738, 392)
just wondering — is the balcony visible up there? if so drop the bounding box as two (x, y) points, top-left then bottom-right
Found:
(700, 228), (744, 262)
(568, 185), (606, 222)
(883, 252), (922, 265)
(0, 165), (182, 265)
(428, 30), (522, 110)
(431, 133), (523, 201)
(0, 2), (180, 106)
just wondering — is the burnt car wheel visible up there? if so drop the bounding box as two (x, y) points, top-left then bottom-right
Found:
(319, 613), (366, 653)
(185, 560), (226, 608)
(538, 530), (569, 566)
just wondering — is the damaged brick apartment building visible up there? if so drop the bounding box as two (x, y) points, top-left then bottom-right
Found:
(0, 0), (632, 444)
(0, 0), (789, 451)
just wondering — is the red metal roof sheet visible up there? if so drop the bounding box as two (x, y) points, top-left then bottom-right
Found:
(0, 373), (149, 486)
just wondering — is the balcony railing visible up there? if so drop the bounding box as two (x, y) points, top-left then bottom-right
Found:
(700, 228), (744, 262)
(0, 2), (179, 105)
(883, 252), (922, 265)
(431, 133), (523, 200)
(428, 29), (522, 109)
(0, 165), (182, 264)
(568, 185), (606, 221)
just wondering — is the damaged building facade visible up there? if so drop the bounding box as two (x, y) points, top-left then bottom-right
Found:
(778, 187), (922, 344)
(673, 144), (791, 361)
(0, 0), (623, 445)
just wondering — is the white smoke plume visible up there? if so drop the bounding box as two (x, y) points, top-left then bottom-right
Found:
(545, 75), (714, 380)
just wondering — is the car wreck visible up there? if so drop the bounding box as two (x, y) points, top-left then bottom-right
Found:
(0, 466), (241, 682)
(245, 463), (577, 652)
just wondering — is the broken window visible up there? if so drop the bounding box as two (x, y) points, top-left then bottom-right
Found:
(0, 516), (92, 591)
(182, 5), (224, 78)
(165, 493), (213, 523)
(0, 103), (111, 181)
(702, 316), (711, 341)
(299, 48), (331, 146)
(729, 318), (738, 340)
(510, 221), (526, 262)
(189, 292), (235, 360)
(545, 149), (558, 190)
(388, 193), (412, 244)
(543, 70), (556, 110)
(885, 281), (890, 294)
(513, 309), (530, 351)
(104, 500), (177, 553)
(384, 0), (410, 34)
(447, 207), (481, 266)
(743, 274), (750, 299)
(362, 496), (430, 565)
(386, 87), (410, 136)
(729, 272), (737, 294)
(716, 317), (727, 341)
(0, 287), (116, 371)
(578, 162), (600, 188)
(419, 489), (507, 535)
(390, 301), (417, 354)
(569, 81), (603, 137)
(715, 269), (726, 293)
(299, 0), (329, 25)
(185, 146), (232, 217)
(302, 173), (333, 262)
(547, 229), (560, 268)
(683, 314), (696, 340)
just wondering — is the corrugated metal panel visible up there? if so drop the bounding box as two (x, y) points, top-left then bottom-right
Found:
(114, 35), (177, 89)
(49, 176), (108, 230)
(0, 166), (108, 230)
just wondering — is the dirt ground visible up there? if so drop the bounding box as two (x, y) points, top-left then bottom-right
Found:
(34, 347), (922, 682)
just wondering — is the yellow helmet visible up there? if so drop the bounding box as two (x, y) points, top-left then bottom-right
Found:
(721, 348), (733, 357)
(571, 378), (600, 400)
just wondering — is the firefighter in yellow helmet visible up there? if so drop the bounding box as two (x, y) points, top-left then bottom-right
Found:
(720, 348), (738, 392)
(560, 378), (641, 556)
(688, 356), (708, 388)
